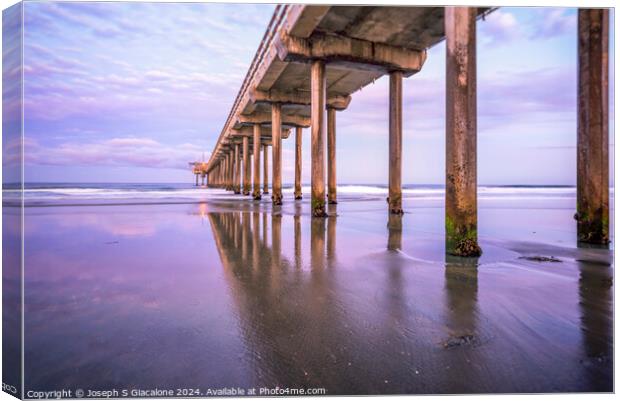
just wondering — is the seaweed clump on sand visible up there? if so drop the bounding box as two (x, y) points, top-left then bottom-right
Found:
(452, 238), (482, 257)
(518, 256), (562, 263)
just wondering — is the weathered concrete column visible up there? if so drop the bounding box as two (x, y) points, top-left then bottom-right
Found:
(243, 136), (251, 195)
(252, 124), (262, 200)
(222, 157), (227, 189)
(294, 127), (303, 200)
(388, 71), (403, 214)
(311, 59), (327, 217)
(263, 144), (269, 194)
(576, 9), (609, 244)
(271, 103), (283, 205)
(445, 7), (481, 257)
(225, 153), (231, 190)
(387, 214), (403, 251)
(222, 156), (227, 189)
(234, 143), (241, 194)
(229, 152), (234, 190)
(327, 107), (337, 204)
(227, 153), (232, 190)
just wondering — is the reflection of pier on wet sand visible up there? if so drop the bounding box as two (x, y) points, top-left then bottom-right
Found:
(203, 204), (612, 394)
(19, 198), (612, 393)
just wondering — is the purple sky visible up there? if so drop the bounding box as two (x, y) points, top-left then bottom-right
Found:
(16, 3), (615, 185)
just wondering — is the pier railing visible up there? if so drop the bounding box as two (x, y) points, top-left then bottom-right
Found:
(206, 4), (289, 172)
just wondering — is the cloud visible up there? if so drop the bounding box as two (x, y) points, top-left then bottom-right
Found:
(530, 8), (576, 39)
(25, 137), (210, 170)
(480, 10), (521, 42)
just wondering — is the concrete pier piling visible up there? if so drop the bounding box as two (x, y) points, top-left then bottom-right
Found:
(253, 124), (262, 200)
(294, 127), (303, 200)
(388, 71), (403, 215)
(576, 9), (609, 245)
(234, 144), (241, 194)
(327, 107), (337, 205)
(229, 152), (234, 190)
(271, 103), (283, 205)
(445, 7), (481, 257)
(263, 144), (269, 194)
(223, 155), (228, 189)
(243, 136), (251, 195)
(311, 60), (327, 217)
(226, 152), (233, 191)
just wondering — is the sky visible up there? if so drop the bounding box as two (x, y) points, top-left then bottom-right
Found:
(12, 2), (615, 185)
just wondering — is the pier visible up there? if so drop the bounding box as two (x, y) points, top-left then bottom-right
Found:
(196, 6), (610, 254)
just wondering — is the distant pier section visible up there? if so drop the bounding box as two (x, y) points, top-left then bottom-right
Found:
(189, 161), (208, 186)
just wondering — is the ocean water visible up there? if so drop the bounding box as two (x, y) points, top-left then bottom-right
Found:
(2, 183), (585, 206)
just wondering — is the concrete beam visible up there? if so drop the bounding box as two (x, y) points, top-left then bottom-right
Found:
(275, 31), (427, 76)
(230, 125), (291, 139)
(285, 5), (331, 38)
(236, 112), (311, 128)
(250, 88), (351, 111)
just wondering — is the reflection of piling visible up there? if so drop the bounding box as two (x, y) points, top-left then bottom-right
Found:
(327, 215), (336, 262)
(252, 212), (261, 267)
(241, 212), (250, 262)
(294, 214), (302, 269)
(262, 212), (268, 246)
(233, 212), (240, 248)
(311, 217), (326, 269)
(271, 213), (282, 269)
(578, 260), (612, 376)
(444, 263), (479, 335)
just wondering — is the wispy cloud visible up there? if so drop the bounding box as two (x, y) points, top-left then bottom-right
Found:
(25, 137), (209, 170)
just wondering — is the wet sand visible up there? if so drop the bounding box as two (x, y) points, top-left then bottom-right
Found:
(19, 193), (613, 394)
